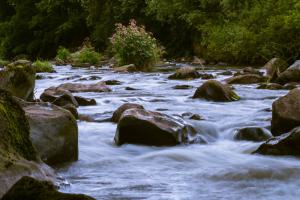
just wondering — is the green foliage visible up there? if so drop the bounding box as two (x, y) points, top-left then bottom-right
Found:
(32, 60), (55, 73)
(0, 0), (300, 64)
(0, 59), (9, 67)
(70, 46), (102, 66)
(110, 20), (163, 70)
(56, 47), (71, 62)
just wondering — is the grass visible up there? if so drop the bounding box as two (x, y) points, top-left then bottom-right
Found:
(71, 47), (102, 66)
(32, 60), (55, 73)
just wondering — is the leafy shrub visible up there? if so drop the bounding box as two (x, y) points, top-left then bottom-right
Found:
(110, 19), (164, 70)
(56, 47), (71, 62)
(0, 59), (9, 67)
(32, 60), (55, 73)
(70, 46), (102, 66)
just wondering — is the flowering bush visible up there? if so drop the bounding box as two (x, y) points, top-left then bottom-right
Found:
(110, 19), (163, 70)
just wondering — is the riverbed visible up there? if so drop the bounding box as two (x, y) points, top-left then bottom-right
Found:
(36, 65), (300, 200)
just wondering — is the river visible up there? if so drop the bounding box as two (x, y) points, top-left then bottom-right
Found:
(35, 65), (300, 200)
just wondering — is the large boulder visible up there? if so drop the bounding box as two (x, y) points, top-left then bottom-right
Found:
(115, 108), (205, 146)
(193, 80), (240, 102)
(226, 74), (267, 84)
(0, 60), (35, 101)
(168, 66), (200, 80)
(253, 127), (300, 157)
(40, 87), (78, 107)
(21, 102), (78, 165)
(0, 90), (54, 198)
(277, 60), (300, 84)
(55, 81), (111, 93)
(271, 89), (300, 136)
(264, 58), (289, 82)
(2, 176), (96, 200)
(111, 103), (145, 123)
(234, 127), (272, 142)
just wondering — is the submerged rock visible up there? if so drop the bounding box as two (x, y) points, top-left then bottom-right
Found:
(2, 176), (95, 200)
(115, 108), (205, 146)
(257, 83), (284, 90)
(253, 127), (300, 157)
(168, 66), (200, 80)
(104, 80), (122, 85)
(193, 80), (240, 102)
(0, 60), (35, 101)
(277, 60), (300, 84)
(55, 81), (111, 93)
(271, 89), (300, 136)
(226, 74), (267, 84)
(173, 85), (193, 90)
(0, 90), (54, 198)
(264, 58), (288, 82)
(234, 127), (272, 142)
(22, 102), (78, 165)
(111, 103), (145, 123)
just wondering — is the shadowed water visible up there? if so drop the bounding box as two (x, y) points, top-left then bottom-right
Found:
(36, 65), (300, 200)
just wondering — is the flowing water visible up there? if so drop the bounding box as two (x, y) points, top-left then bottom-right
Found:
(36, 65), (300, 200)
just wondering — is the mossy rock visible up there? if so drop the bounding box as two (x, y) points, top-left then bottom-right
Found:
(0, 60), (35, 100)
(2, 176), (96, 200)
(0, 90), (55, 198)
(0, 89), (38, 169)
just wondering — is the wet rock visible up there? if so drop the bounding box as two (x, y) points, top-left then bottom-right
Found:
(253, 127), (300, 157)
(226, 74), (267, 84)
(234, 67), (263, 77)
(2, 176), (96, 200)
(22, 102), (78, 165)
(104, 80), (122, 85)
(55, 81), (111, 93)
(0, 90), (54, 198)
(168, 66), (200, 80)
(199, 73), (215, 80)
(60, 75), (81, 81)
(283, 82), (298, 90)
(114, 64), (136, 72)
(271, 88), (300, 136)
(257, 83), (284, 90)
(277, 60), (300, 84)
(182, 112), (203, 121)
(78, 76), (101, 81)
(173, 85), (193, 90)
(115, 108), (204, 146)
(218, 70), (233, 76)
(0, 60), (35, 101)
(112, 103), (145, 123)
(40, 88), (78, 107)
(264, 58), (289, 82)
(193, 80), (240, 102)
(61, 104), (79, 119)
(234, 127), (272, 142)
(74, 96), (97, 106)
(125, 87), (138, 90)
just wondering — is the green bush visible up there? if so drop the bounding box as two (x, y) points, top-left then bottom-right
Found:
(70, 47), (102, 66)
(0, 59), (9, 67)
(32, 60), (55, 73)
(110, 19), (164, 70)
(56, 47), (71, 62)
